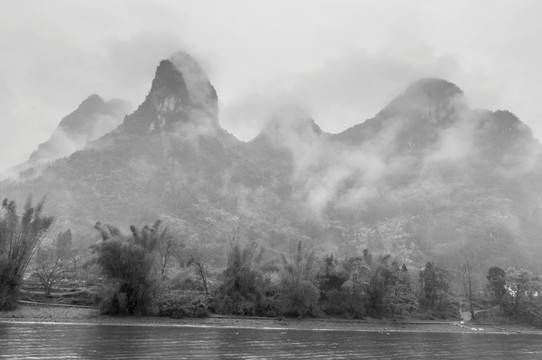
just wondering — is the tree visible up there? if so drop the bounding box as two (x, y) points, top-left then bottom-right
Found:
(505, 267), (525, 311)
(341, 250), (399, 318)
(54, 228), (83, 273)
(91, 222), (159, 315)
(277, 240), (320, 317)
(340, 253), (373, 317)
(439, 241), (486, 320)
(487, 266), (506, 305)
(344, 256), (372, 289)
(128, 220), (181, 277)
(55, 229), (73, 263)
(505, 267), (541, 314)
(187, 245), (214, 295)
(366, 254), (393, 317)
(421, 261), (438, 306)
(217, 239), (265, 315)
(459, 248), (481, 320)
(316, 254), (349, 296)
(151, 223), (179, 277)
(68, 245), (83, 273)
(384, 262), (416, 318)
(316, 254), (360, 318)
(0, 197), (54, 310)
(398, 264), (416, 310)
(419, 261), (452, 314)
(33, 245), (65, 297)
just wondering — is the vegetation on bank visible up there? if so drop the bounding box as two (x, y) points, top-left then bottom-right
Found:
(1, 197), (541, 326)
(0, 198), (54, 310)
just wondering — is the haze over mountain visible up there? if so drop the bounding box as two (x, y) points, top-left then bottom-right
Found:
(2, 95), (132, 180)
(1, 51), (541, 272)
(30, 95), (132, 162)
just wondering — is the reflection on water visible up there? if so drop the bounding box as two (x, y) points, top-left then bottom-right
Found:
(1, 321), (541, 359)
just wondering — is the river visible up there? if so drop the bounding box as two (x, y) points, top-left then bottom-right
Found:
(1, 321), (541, 359)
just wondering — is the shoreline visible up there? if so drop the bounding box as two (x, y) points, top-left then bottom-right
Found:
(1, 303), (541, 335)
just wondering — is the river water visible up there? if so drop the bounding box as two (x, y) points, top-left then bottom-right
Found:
(1, 321), (541, 359)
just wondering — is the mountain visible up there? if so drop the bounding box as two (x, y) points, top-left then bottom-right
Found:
(333, 78), (466, 148)
(1, 52), (542, 272)
(119, 53), (220, 135)
(3, 94), (132, 180)
(30, 94), (132, 164)
(327, 79), (542, 265)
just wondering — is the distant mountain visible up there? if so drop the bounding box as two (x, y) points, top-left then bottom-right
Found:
(2, 52), (542, 272)
(3, 94), (131, 180)
(333, 78), (466, 147)
(323, 78), (542, 269)
(30, 94), (132, 164)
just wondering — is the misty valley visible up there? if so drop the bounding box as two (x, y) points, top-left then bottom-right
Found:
(2, 51), (542, 357)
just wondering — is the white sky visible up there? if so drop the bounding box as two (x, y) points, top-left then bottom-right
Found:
(1, 0), (542, 172)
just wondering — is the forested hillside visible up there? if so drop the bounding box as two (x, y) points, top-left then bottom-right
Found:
(1, 51), (542, 275)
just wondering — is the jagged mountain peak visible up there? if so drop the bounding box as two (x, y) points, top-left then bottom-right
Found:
(122, 52), (220, 134)
(169, 52), (218, 114)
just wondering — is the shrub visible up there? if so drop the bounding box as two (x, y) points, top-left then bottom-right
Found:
(157, 291), (210, 318)
(277, 280), (320, 317)
(323, 289), (366, 319)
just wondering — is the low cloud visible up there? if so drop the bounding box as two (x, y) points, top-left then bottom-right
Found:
(220, 47), (466, 140)
(266, 87), (542, 219)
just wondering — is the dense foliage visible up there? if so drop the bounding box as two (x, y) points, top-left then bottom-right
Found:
(91, 221), (163, 315)
(210, 240), (431, 319)
(0, 197), (54, 310)
(12, 213), (542, 327)
(500, 267), (542, 323)
(216, 241), (266, 315)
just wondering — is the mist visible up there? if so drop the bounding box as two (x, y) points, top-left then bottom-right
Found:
(2, 1), (542, 173)
(4, 1), (542, 348)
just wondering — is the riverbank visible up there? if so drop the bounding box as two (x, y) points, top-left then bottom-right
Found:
(1, 303), (541, 335)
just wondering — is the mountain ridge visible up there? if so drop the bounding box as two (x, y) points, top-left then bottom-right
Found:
(2, 52), (541, 273)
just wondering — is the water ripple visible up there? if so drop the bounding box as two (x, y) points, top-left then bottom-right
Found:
(1, 322), (541, 359)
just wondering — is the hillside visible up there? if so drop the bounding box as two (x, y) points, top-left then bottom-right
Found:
(1, 52), (541, 272)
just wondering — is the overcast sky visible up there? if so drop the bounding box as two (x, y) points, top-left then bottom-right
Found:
(1, 0), (542, 172)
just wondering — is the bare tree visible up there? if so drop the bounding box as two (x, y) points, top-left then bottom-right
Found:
(186, 246), (214, 295)
(458, 244), (483, 320)
(69, 247), (83, 273)
(158, 234), (181, 277)
(33, 245), (65, 297)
